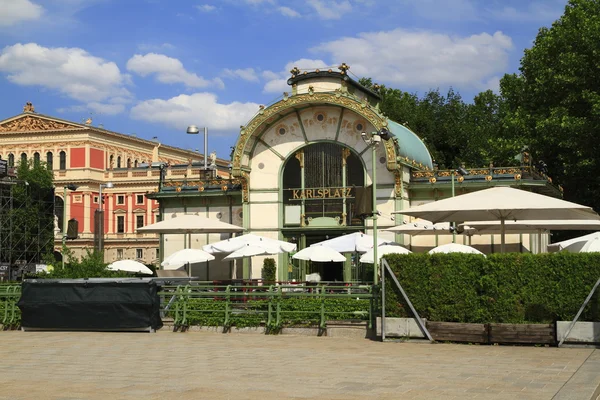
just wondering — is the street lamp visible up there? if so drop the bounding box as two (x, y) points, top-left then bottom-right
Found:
(361, 130), (389, 285)
(186, 125), (208, 172)
(97, 182), (113, 253)
(61, 183), (79, 269)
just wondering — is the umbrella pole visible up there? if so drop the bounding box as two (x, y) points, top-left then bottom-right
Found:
(537, 229), (543, 254)
(500, 218), (506, 253)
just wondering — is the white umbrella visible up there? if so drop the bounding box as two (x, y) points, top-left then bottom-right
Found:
(310, 232), (392, 253)
(292, 246), (346, 262)
(463, 219), (600, 234)
(107, 260), (153, 275)
(204, 234), (296, 253)
(396, 187), (600, 252)
(137, 214), (243, 234)
(385, 220), (477, 236)
(548, 232), (600, 253)
(360, 245), (412, 264)
(161, 248), (215, 270)
(428, 243), (486, 256)
(223, 243), (285, 260)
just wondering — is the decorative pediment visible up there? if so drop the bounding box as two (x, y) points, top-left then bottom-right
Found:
(0, 115), (83, 133)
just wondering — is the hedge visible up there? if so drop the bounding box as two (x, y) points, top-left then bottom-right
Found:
(383, 253), (600, 324)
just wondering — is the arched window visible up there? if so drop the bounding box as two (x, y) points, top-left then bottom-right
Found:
(134, 160), (138, 168)
(34, 152), (40, 164)
(46, 152), (53, 170)
(8, 154), (14, 167)
(109, 155), (114, 168)
(59, 151), (66, 170)
(21, 153), (27, 165)
(117, 156), (121, 168)
(127, 158), (131, 168)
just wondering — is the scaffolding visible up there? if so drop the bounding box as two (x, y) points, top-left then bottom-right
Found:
(0, 177), (55, 281)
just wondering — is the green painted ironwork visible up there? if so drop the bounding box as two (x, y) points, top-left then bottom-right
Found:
(0, 285), (21, 328)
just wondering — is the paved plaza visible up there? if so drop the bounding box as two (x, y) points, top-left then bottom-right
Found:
(0, 331), (598, 400)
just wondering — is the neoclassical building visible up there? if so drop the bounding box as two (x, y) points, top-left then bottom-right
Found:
(151, 66), (559, 282)
(0, 103), (228, 265)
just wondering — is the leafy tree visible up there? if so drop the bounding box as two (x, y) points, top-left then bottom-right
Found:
(500, 0), (600, 210)
(37, 248), (127, 279)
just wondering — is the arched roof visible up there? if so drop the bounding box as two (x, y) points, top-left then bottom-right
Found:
(387, 119), (433, 170)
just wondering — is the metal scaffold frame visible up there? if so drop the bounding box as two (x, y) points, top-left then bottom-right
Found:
(0, 178), (56, 280)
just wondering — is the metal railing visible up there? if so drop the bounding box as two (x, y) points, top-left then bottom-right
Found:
(0, 285), (21, 328)
(159, 282), (374, 331)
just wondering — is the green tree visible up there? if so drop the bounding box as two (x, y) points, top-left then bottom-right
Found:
(500, 0), (600, 210)
(37, 248), (127, 279)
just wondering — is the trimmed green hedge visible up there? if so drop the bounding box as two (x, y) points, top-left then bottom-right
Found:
(384, 253), (600, 324)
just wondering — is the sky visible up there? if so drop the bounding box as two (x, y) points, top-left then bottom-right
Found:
(0, 0), (568, 160)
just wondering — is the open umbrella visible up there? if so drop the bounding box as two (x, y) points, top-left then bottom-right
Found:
(204, 234), (296, 253)
(107, 260), (153, 275)
(548, 232), (600, 253)
(360, 245), (412, 264)
(310, 232), (392, 253)
(396, 187), (600, 252)
(223, 242), (285, 260)
(161, 248), (215, 270)
(292, 246), (346, 262)
(137, 214), (243, 234)
(428, 243), (485, 256)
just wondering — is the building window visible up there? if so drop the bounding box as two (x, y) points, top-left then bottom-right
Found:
(136, 215), (144, 229)
(33, 152), (40, 164)
(127, 158), (131, 168)
(46, 152), (53, 170)
(156, 248), (159, 259)
(8, 154), (14, 167)
(136, 194), (144, 204)
(109, 155), (114, 168)
(117, 216), (125, 233)
(93, 196), (99, 204)
(134, 160), (138, 168)
(59, 151), (66, 170)
(117, 156), (121, 168)
(20, 153), (27, 165)
(136, 248), (143, 259)
(117, 249), (123, 259)
(117, 195), (125, 205)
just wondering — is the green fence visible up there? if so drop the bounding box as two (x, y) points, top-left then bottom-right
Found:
(0, 285), (21, 328)
(160, 282), (375, 331)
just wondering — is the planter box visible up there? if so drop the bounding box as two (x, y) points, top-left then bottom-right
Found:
(556, 321), (600, 345)
(426, 321), (487, 343)
(488, 323), (555, 345)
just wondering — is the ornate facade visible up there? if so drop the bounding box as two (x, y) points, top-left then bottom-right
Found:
(0, 105), (226, 265)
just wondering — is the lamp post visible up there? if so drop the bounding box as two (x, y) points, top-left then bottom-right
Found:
(97, 182), (113, 253)
(61, 184), (79, 269)
(186, 125), (208, 173)
(361, 130), (389, 285)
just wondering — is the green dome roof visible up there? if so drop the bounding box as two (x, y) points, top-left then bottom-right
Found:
(386, 119), (433, 169)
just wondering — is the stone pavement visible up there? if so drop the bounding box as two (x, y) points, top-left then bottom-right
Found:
(0, 331), (598, 400)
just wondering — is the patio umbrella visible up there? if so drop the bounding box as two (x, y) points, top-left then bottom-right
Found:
(137, 214), (243, 234)
(396, 187), (600, 252)
(385, 220), (477, 236)
(360, 244), (412, 264)
(310, 232), (392, 253)
(107, 260), (153, 275)
(428, 243), (486, 256)
(463, 219), (600, 234)
(223, 242), (286, 260)
(204, 234), (296, 253)
(548, 232), (600, 253)
(161, 249), (215, 273)
(292, 246), (346, 262)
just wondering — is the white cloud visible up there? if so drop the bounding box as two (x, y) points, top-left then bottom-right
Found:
(0, 0), (44, 27)
(311, 29), (513, 89)
(126, 53), (224, 89)
(0, 43), (131, 110)
(130, 93), (260, 133)
(262, 58), (329, 93)
(490, 2), (565, 22)
(222, 68), (259, 82)
(196, 4), (216, 12)
(307, 0), (352, 20)
(278, 6), (301, 17)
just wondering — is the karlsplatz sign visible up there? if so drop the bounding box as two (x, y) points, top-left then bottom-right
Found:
(290, 187), (353, 200)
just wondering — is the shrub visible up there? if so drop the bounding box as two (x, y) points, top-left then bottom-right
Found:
(262, 258), (276, 283)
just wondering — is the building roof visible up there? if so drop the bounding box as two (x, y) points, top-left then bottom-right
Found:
(387, 119), (433, 170)
(287, 70), (382, 100)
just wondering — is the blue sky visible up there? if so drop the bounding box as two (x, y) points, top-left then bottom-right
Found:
(0, 0), (568, 160)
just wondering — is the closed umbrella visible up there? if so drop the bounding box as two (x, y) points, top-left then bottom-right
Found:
(107, 260), (153, 275)
(428, 243), (486, 256)
(292, 246), (346, 262)
(360, 245), (412, 264)
(397, 187), (600, 252)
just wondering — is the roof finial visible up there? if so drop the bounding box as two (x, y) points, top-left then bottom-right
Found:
(23, 102), (35, 113)
(338, 63), (350, 74)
